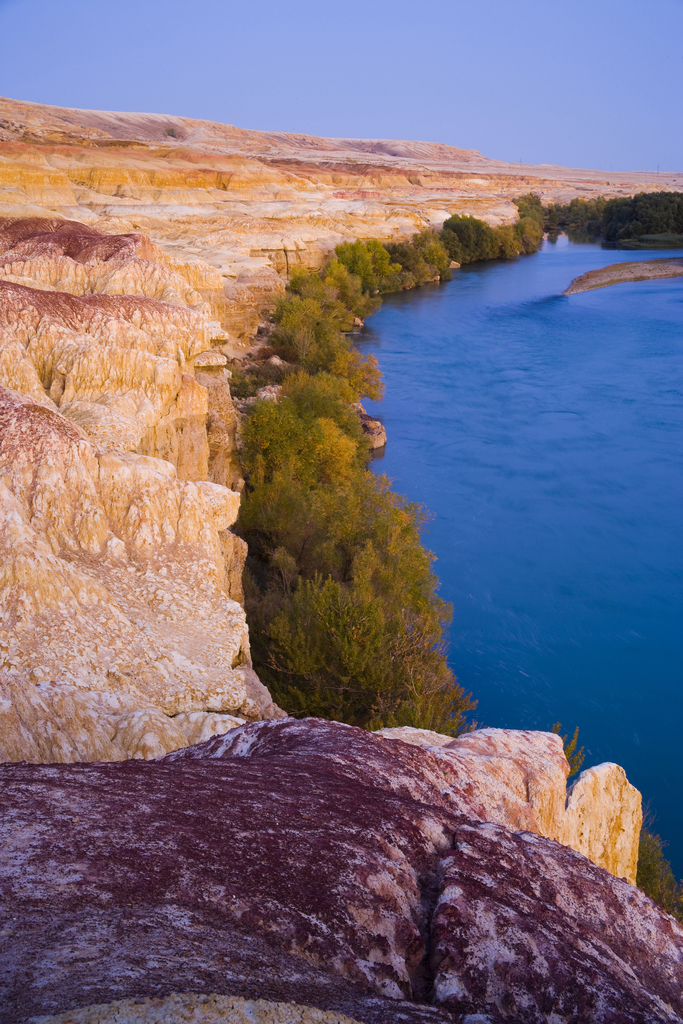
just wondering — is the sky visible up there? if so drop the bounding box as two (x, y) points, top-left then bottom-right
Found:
(0, 0), (681, 172)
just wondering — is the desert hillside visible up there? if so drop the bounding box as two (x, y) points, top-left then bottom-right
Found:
(1, 94), (679, 319)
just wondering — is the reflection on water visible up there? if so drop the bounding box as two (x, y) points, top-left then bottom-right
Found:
(360, 236), (683, 873)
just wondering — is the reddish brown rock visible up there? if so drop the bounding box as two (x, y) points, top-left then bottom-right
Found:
(0, 719), (462, 1024)
(1, 719), (681, 1024)
(431, 822), (683, 1023)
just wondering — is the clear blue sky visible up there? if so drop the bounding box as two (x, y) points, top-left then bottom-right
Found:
(0, 0), (681, 171)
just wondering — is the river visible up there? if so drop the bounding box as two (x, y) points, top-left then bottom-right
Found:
(361, 236), (683, 874)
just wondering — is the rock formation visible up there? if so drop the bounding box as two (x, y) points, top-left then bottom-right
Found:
(1, 95), (678, 324)
(378, 725), (642, 883)
(0, 719), (678, 1024)
(0, 217), (284, 763)
(32, 994), (366, 1024)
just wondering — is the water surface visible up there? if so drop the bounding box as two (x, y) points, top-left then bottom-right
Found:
(361, 237), (683, 873)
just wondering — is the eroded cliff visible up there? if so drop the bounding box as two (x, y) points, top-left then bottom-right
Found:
(0, 214), (285, 762)
(0, 99), (673, 1024)
(1, 94), (678, 326)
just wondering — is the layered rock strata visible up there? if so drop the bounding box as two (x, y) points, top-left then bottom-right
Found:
(0, 719), (678, 1024)
(0, 384), (283, 762)
(0, 217), (284, 763)
(1, 95), (678, 314)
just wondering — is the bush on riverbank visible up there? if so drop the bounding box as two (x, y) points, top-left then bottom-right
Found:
(336, 230), (452, 292)
(544, 197), (607, 239)
(544, 191), (683, 245)
(235, 262), (476, 735)
(441, 194), (544, 265)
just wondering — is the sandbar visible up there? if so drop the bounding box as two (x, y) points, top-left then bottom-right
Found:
(564, 258), (683, 295)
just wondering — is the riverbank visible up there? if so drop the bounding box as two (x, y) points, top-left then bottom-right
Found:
(359, 236), (683, 877)
(564, 257), (683, 294)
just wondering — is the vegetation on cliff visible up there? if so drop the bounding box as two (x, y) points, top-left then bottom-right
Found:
(545, 191), (683, 247)
(234, 254), (475, 735)
(551, 722), (585, 778)
(637, 824), (683, 922)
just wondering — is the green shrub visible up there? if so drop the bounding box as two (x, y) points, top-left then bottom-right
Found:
(235, 235), (486, 736)
(334, 239), (402, 293)
(544, 197), (607, 238)
(637, 827), (683, 922)
(270, 266), (382, 400)
(551, 722), (586, 778)
(543, 191), (683, 243)
(441, 197), (543, 265)
(237, 367), (476, 735)
(602, 191), (683, 241)
(336, 232), (452, 293)
(383, 229), (453, 289)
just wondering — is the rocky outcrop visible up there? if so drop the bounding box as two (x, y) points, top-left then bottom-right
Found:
(562, 761), (643, 883)
(378, 726), (642, 883)
(0, 719), (678, 1024)
(431, 822), (683, 1023)
(0, 384), (283, 763)
(0, 212), (283, 764)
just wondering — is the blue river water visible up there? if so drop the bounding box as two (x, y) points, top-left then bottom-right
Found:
(361, 236), (683, 874)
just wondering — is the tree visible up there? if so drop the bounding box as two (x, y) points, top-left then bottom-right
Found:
(551, 722), (585, 778)
(637, 821), (683, 922)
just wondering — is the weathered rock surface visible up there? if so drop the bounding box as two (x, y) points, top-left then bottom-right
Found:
(562, 761), (642, 883)
(0, 384), (282, 763)
(0, 719), (678, 1024)
(360, 412), (387, 449)
(1, 95), (676, 319)
(379, 726), (642, 884)
(430, 822), (683, 1023)
(0, 218), (245, 479)
(29, 993), (364, 1024)
(0, 212), (286, 761)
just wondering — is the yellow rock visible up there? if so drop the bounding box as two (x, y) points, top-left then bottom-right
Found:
(378, 726), (642, 883)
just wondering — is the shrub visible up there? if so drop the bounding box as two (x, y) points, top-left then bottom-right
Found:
(551, 722), (585, 778)
(337, 232), (452, 293)
(270, 268), (382, 400)
(441, 196), (543, 265)
(237, 369), (476, 736)
(637, 826), (683, 922)
(235, 235), (485, 736)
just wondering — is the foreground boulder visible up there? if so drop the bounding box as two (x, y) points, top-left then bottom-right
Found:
(431, 822), (683, 1023)
(1, 718), (679, 1024)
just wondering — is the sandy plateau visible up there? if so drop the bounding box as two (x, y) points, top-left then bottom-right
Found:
(1, 93), (680, 330)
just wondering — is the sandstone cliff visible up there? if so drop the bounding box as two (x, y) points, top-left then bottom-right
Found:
(0, 216), (285, 762)
(0, 719), (677, 1024)
(378, 726), (642, 884)
(0, 94), (678, 335)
